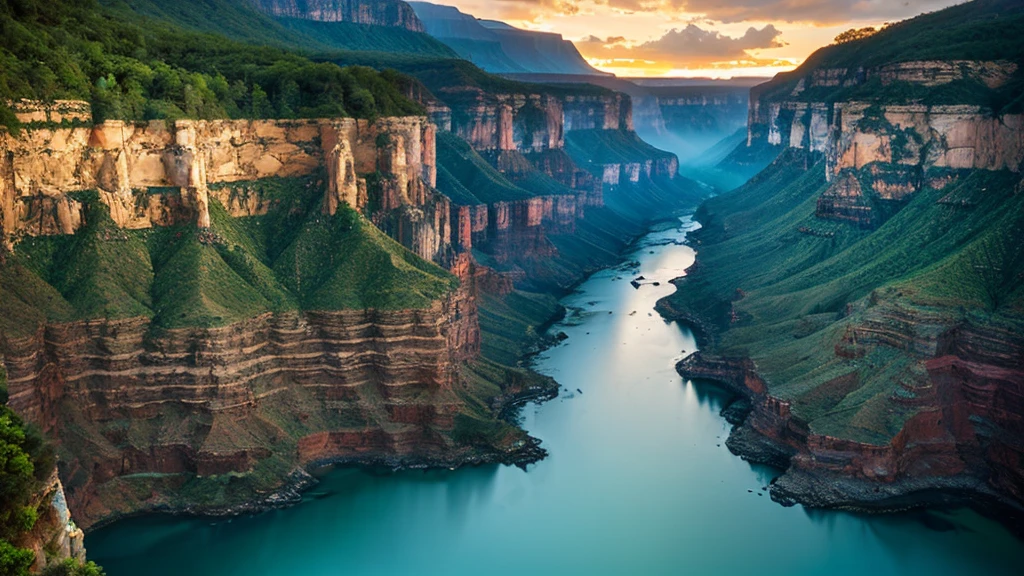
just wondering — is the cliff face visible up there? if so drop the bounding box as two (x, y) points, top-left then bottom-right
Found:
(660, 29), (1024, 515)
(744, 60), (1024, 227)
(679, 322), (1024, 513)
(409, 2), (606, 76)
(3, 294), (478, 527)
(443, 91), (631, 153)
(0, 109), (449, 263)
(247, 0), (425, 31)
(427, 84), (665, 268)
(0, 102), (535, 529)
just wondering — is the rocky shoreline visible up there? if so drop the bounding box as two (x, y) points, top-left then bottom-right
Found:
(662, 326), (1024, 537)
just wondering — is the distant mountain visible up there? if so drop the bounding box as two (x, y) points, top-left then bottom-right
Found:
(247, 0), (426, 31)
(408, 2), (608, 76)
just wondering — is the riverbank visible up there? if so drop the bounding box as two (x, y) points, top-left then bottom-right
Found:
(660, 295), (1024, 538)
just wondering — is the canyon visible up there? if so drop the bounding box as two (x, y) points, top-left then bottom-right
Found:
(0, 68), (694, 539)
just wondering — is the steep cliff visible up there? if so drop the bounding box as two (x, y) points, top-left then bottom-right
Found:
(247, 0), (425, 31)
(657, 0), (1024, 522)
(0, 110), (450, 263)
(360, 55), (706, 282)
(1, 366), (87, 574)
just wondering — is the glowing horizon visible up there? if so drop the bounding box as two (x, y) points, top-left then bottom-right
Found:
(425, 1), (964, 78)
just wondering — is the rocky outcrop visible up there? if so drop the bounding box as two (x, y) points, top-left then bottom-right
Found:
(0, 110), (450, 262)
(743, 60), (1024, 227)
(15, 470), (86, 572)
(247, 0), (426, 32)
(447, 91), (630, 153)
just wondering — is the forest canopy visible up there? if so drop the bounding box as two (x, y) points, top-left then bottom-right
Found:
(0, 0), (424, 131)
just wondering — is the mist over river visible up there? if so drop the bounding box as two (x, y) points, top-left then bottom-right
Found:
(88, 217), (1024, 575)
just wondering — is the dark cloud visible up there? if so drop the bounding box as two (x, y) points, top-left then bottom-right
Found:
(577, 23), (784, 67)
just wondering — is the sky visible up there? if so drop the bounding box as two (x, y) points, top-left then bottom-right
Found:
(428, 1), (966, 77)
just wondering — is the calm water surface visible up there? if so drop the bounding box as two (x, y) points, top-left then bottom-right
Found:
(88, 217), (1024, 575)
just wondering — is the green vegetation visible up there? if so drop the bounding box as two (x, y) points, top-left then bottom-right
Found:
(1, 366), (73, 576)
(102, 0), (454, 57)
(274, 17), (455, 57)
(7, 176), (457, 333)
(0, 0), (424, 132)
(755, 0), (1024, 112)
(327, 51), (611, 111)
(435, 132), (534, 205)
(565, 129), (675, 169)
(810, 0), (1024, 68)
(41, 559), (106, 576)
(660, 150), (1024, 443)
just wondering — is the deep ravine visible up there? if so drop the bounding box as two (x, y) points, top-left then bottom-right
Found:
(87, 216), (1024, 576)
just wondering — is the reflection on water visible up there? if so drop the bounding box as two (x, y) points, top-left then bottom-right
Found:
(88, 217), (1024, 576)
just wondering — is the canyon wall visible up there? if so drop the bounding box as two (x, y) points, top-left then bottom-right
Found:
(429, 87), (649, 264)
(2, 283), (480, 528)
(247, 0), (426, 31)
(680, 311), (1024, 511)
(0, 108), (450, 262)
(744, 60), (1024, 227)
(445, 91), (631, 153)
(662, 45), (1024, 513)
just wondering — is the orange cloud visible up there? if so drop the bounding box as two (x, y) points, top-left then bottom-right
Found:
(577, 24), (785, 68)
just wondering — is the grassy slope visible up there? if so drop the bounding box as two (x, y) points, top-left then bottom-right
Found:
(754, 0), (1024, 111)
(3, 177), (456, 336)
(564, 129), (676, 169)
(435, 131), (534, 205)
(662, 149), (1024, 443)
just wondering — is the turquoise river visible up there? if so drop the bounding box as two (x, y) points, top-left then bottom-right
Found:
(87, 217), (1024, 575)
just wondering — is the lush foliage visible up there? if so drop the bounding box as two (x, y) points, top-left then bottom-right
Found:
(833, 27), (882, 44)
(0, 365), (59, 576)
(758, 0), (1024, 112)
(0, 0), (424, 131)
(435, 132), (535, 205)
(41, 559), (106, 576)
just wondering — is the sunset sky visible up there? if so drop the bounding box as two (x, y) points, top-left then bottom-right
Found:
(432, 1), (965, 77)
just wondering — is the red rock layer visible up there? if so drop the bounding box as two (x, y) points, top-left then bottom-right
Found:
(2, 285), (480, 527)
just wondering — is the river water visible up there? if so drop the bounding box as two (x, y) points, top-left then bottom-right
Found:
(87, 217), (1024, 575)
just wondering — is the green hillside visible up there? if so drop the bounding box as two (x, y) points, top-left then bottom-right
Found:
(7, 177), (456, 336)
(754, 0), (1024, 111)
(103, 0), (456, 56)
(435, 131), (534, 205)
(662, 150), (1024, 442)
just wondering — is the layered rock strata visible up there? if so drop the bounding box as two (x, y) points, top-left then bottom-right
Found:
(2, 279), (481, 527)
(743, 60), (1024, 227)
